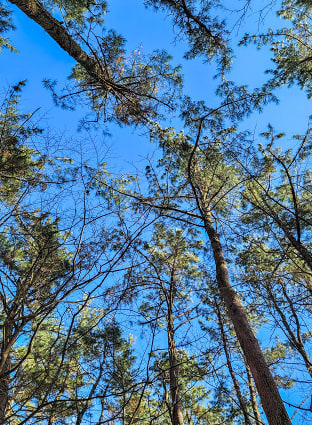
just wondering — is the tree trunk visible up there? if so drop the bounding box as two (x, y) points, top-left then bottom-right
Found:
(8, 0), (129, 98)
(216, 304), (252, 425)
(244, 358), (263, 425)
(202, 207), (292, 425)
(0, 323), (13, 425)
(167, 274), (184, 425)
(0, 362), (9, 425)
(167, 318), (185, 425)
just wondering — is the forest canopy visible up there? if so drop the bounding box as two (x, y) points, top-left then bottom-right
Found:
(1, 1), (312, 424)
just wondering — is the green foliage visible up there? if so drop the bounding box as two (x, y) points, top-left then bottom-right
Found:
(0, 82), (46, 202)
(11, 308), (135, 424)
(48, 41), (182, 126)
(240, 1), (312, 97)
(42, 0), (108, 24)
(150, 350), (232, 425)
(0, 3), (16, 52)
(148, 120), (243, 219)
(0, 88), (120, 424)
(145, 0), (231, 70)
(123, 220), (204, 309)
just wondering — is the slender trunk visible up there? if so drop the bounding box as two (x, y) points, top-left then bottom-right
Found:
(268, 210), (312, 271)
(248, 192), (312, 272)
(215, 304), (252, 425)
(244, 358), (263, 425)
(167, 317), (184, 425)
(202, 207), (292, 425)
(76, 361), (104, 425)
(267, 283), (312, 378)
(0, 360), (9, 425)
(167, 273), (184, 425)
(0, 323), (13, 425)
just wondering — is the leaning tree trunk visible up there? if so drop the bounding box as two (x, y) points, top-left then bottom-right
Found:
(201, 206), (291, 425)
(8, 0), (131, 99)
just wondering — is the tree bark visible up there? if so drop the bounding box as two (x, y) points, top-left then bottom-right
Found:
(244, 358), (263, 425)
(8, 0), (129, 98)
(201, 207), (292, 425)
(167, 316), (185, 425)
(216, 304), (252, 425)
(0, 361), (9, 425)
(167, 271), (184, 425)
(0, 323), (13, 425)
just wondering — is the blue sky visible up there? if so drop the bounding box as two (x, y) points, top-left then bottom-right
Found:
(2, 0), (312, 165)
